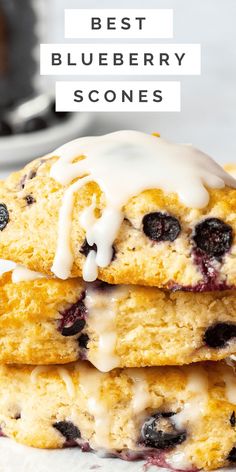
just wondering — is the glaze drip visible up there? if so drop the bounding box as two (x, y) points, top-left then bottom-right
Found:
(85, 285), (125, 372)
(49, 131), (236, 281)
(0, 259), (45, 282)
(30, 366), (75, 398)
(173, 368), (208, 429)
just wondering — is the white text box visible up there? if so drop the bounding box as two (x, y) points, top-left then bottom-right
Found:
(40, 44), (201, 76)
(65, 9), (173, 39)
(55, 81), (181, 112)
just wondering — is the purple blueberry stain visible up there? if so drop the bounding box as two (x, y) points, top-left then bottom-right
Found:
(58, 293), (87, 337)
(140, 412), (186, 450)
(230, 412), (236, 427)
(87, 280), (114, 292)
(78, 333), (89, 349)
(181, 248), (232, 292)
(228, 447), (236, 462)
(0, 204), (9, 231)
(193, 218), (233, 258)
(142, 212), (181, 243)
(53, 421), (80, 446)
(204, 323), (236, 348)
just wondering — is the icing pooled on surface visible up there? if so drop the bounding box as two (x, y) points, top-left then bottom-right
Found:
(224, 371), (236, 404)
(49, 130), (236, 280)
(78, 364), (111, 449)
(173, 367), (208, 429)
(11, 265), (45, 283)
(0, 259), (45, 283)
(128, 369), (150, 415)
(30, 366), (75, 398)
(85, 285), (126, 372)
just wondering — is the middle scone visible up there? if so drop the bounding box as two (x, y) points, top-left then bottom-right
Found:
(1, 270), (236, 371)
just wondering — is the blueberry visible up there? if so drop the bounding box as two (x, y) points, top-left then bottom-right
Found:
(193, 218), (233, 258)
(140, 413), (186, 450)
(142, 213), (181, 242)
(59, 296), (87, 337)
(78, 333), (89, 349)
(204, 323), (236, 348)
(228, 447), (236, 462)
(80, 240), (97, 257)
(14, 413), (21, 420)
(0, 120), (12, 136)
(230, 412), (236, 427)
(0, 204), (9, 231)
(53, 421), (80, 441)
(23, 116), (48, 133)
(88, 280), (114, 291)
(24, 195), (36, 205)
(80, 239), (116, 261)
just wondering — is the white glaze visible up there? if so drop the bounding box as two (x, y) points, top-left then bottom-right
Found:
(0, 259), (16, 276)
(226, 167), (236, 178)
(49, 130), (236, 281)
(82, 250), (98, 282)
(30, 366), (75, 398)
(173, 368), (208, 429)
(224, 372), (236, 404)
(0, 259), (45, 282)
(85, 285), (125, 372)
(80, 194), (97, 231)
(128, 369), (150, 415)
(78, 365), (111, 449)
(57, 367), (75, 398)
(30, 366), (52, 384)
(167, 451), (192, 470)
(11, 265), (45, 283)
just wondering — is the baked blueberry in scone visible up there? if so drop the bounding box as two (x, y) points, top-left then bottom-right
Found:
(0, 361), (236, 471)
(0, 131), (235, 290)
(1, 270), (236, 368)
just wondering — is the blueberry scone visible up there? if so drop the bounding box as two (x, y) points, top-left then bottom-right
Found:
(225, 164), (236, 178)
(0, 131), (236, 291)
(1, 269), (236, 369)
(1, 361), (236, 471)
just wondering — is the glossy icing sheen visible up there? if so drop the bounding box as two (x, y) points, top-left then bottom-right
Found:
(48, 131), (236, 281)
(85, 285), (126, 372)
(0, 259), (45, 282)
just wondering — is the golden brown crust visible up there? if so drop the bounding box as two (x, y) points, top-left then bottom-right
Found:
(1, 273), (236, 367)
(0, 361), (236, 471)
(0, 156), (235, 289)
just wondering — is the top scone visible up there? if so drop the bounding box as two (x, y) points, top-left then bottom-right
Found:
(0, 131), (236, 290)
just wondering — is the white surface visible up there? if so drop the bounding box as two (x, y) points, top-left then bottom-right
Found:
(0, 439), (233, 472)
(0, 440), (157, 472)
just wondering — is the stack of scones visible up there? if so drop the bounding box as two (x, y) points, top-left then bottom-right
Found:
(0, 131), (235, 471)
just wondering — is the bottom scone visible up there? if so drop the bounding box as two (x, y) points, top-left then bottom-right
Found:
(1, 362), (236, 470)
